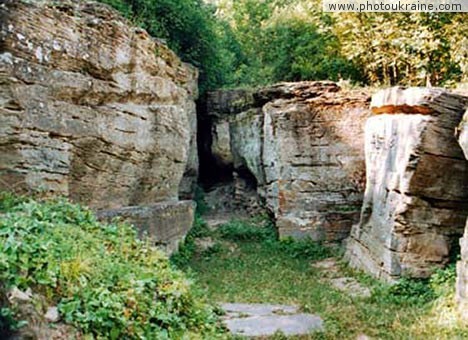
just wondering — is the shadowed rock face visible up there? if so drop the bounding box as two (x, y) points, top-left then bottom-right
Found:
(456, 109), (468, 319)
(204, 82), (372, 241)
(0, 0), (198, 209)
(346, 87), (468, 281)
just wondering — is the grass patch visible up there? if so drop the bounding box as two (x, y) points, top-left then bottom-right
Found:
(178, 217), (468, 339)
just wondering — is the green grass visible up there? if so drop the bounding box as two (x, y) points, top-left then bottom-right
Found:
(175, 217), (468, 339)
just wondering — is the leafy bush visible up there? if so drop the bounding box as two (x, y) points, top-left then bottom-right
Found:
(381, 278), (435, 305)
(371, 265), (457, 307)
(0, 195), (222, 338)
(430, 263), (457, 297)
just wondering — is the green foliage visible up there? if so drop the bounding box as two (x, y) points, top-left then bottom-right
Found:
(430, 263), (457, 297)
(0, 195), (222, 338)
(214, 0), (363, 87)
(375, 278), (435, 306)
(216, 218), (332, 261)
(216, 0), (466, 87)
(171, 215), (211, 268)
(0, 192), (28, 213)
(368, 265), (458, 307)
(332, 12), (466, 86)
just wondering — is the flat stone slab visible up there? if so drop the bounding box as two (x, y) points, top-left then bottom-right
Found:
(312, 258), (371, 298)
(221, 303), (323, 337)
(330, 277), (371, 298)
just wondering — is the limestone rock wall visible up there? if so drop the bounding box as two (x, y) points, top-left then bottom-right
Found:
(204, 82), (371, 241)
(0, 0), (198, 209)
(457, 109), (468, 319)
(346, 87), (468, 280)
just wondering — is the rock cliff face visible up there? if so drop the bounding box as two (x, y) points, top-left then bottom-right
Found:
(346, 87), (468, 280)
(0, 0), (198, 209)
(0, 0), (198, 253)
(203, 82), (372, 241)
(457, 109), (468, 319)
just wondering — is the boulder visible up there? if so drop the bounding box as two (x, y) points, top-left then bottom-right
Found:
(0, 0), (198, 209)
(346, 87), (468, 280)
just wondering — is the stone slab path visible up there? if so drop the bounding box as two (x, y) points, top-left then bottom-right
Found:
(312, 258), (371, 298)
(221, 303), (324, 337)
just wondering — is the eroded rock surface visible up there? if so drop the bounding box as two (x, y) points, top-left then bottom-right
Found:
(346, 87), (468, 280)
(204, 82), (371, 241)
(96, 201), (195, 254)
(456, 109), (468, 320)
(0, 0), (198, 209)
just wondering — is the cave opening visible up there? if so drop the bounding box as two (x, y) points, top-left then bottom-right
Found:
(196, 100), (234, 190)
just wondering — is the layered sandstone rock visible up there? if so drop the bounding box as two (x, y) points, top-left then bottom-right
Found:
(346, 87), (468, 280)
(0, 0), (198, 209)
(456, 109), (468, 319)
(204, 82), (372, 241)
(97, 201), (195, 254)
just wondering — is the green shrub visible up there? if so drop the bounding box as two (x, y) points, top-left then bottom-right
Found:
(370, 264), (458, 307)
(384, 278), (434, 305)
(430, 263), (457, 297)
(0, 195), (222, 338)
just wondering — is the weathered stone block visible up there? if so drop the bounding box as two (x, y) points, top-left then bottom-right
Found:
(0, 0), (198, 209)
(346, 87), (468, 280)
(261, 86), (371, 241)
(96, 201), (195, 254)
